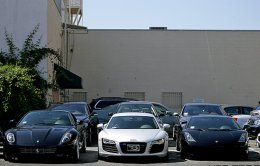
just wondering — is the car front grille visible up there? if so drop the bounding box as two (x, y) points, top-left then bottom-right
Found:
(150, 143), (165, 153)
(120, 142), (146, 154)
(102, 143), (118, 153)
(19, 147), (56, 154)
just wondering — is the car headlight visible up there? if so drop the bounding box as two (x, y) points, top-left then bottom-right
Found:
(151, 138), (165, 145)
(102, 138), (115, 145)
(238, 133), (248, 142)
(254, 120), (260, 126)
(184, 132), (196, 142)
(61, 132), (72, 144)
(6, 133), (15, 143)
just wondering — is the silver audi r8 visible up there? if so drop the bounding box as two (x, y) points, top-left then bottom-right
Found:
(97, 112), (170, 161)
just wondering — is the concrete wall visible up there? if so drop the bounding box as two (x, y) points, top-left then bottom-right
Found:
(69, 30), (260, 108)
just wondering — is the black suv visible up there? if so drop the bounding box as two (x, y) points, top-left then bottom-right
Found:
(51, 102), (99, 144)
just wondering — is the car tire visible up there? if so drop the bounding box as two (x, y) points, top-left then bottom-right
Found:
(3, 151), (17, 162)
(80, 132), (87, 153)
(160, 152), (169, 161)
(3, 151), (11, 161)
(97, 148), (106, 161)
(256, 142), (260, 148)
(239, 151), (248, 161)
(180, 141), (187, 160)
(71, 141), (80, 162)
(88, 128), (92, 144)
(176, 137), (180, 151)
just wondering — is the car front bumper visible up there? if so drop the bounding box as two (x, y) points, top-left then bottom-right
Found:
(4, 143), (77, 159)
(98, 139), (168, 158)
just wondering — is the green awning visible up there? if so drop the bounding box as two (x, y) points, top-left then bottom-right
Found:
(54, 64), (82, 89)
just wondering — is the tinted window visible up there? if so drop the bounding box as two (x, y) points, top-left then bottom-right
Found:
(242, 107), (253, 115)
(107, 116), (159, 129)
(182, 105), (223, 116)
(187, 117), (240, 130)
(224, 107), (239, 115)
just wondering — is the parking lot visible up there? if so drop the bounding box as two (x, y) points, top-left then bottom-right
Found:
(0, 139), (259, 166)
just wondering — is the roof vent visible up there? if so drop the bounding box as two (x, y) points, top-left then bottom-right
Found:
(149, 27), (167, 30)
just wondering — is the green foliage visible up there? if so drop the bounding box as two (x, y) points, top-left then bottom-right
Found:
(0, 24), (62, 128)
(0, 64), (41, 113)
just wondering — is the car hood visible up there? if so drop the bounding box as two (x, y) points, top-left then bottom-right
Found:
(185, 130), (245, 145)
(8, 126), (71, 146)
(100, 129), (164, 142)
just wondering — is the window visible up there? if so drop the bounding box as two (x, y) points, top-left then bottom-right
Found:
(124, 92), (145, 101)
(162, 92), (182, 110)
(71, 92), (87, 102)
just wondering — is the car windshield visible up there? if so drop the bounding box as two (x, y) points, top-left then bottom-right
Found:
(117, 104), (154, 114)
(187, 116), (240, 131)
(107, 116), (159, 129)
(182, 105), (223, 116)
(53, 104), (86, 116)
(18, 111), (72, 126)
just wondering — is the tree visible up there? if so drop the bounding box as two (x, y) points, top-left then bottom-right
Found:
(0, 24), (62, 130)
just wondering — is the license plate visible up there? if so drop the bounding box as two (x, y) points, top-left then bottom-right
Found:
(127, 144), (140, 152)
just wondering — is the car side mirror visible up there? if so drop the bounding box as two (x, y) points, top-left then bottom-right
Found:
(97, 123), (104, 129)
(108, 112), (114, 116)
(77, 119), (84, 125)
(163, 124), (170, 129)
(173, 112), (179, 116)
(166, 111), (173, 116)
(243, 124), (249, 130)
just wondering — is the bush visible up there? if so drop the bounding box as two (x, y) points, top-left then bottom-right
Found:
(0, 64), (43, 131)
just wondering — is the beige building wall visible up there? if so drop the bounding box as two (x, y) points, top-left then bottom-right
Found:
(68, 30), (260, 109)
(47, 1), (62, 104)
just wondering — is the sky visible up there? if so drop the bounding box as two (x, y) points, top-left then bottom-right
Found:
(82, 0), (260, 30)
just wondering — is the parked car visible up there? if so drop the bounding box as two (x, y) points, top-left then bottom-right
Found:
(113, 101), (164, 124)
(3, 110), (86, 162)
(151, 102), (179, 138)
(221, 105), (255, 128)
(94, 104), (120, 124)
(51, 102), (99, 143)
(175, 115), (249, 159)
(95, 101), (164, 125)
(244, 115), (260, 139)
(97, 112), (170, 160)
(173, 103), (226, 140)
(90, 97), (137, 111)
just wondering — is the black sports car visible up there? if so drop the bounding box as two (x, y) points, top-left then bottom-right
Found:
(175, 115), (249, 160)
(3, 110), (87, 162)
